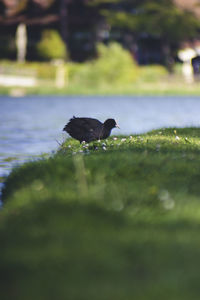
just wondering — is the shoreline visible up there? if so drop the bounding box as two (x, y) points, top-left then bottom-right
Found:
(1, 80), (200, 97)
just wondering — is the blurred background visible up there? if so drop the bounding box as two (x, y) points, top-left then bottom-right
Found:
(1, 0), (200, 92)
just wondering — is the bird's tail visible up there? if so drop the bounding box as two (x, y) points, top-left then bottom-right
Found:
(63, 124), (69, 132)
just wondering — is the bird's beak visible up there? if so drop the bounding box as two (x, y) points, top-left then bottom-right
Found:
(115, 124), (120, 129)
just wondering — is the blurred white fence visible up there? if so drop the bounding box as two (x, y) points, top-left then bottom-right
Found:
(0, 65), (37, 87)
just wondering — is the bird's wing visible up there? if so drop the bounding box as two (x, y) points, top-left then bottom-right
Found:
(78, 118), (102, 141)
(63, 118), (102, 142)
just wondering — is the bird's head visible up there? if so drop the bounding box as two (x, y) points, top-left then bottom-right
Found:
(104, 119), (120, 130)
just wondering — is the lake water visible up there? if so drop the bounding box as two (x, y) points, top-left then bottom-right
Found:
(1, 95), (200, 183)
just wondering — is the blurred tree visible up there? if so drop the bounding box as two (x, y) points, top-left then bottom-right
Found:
(88, 0), (200, 69)
(37, 29), (67, 60)
(1, 0), (200, 64)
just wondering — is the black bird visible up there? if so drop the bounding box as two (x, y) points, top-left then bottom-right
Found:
(63, 116), (119, 143)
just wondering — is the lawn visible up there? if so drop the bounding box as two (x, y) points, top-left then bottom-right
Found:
(2, 78), (200, 96)
(1, 58), (200, 96)
(1, 127), (200, 300)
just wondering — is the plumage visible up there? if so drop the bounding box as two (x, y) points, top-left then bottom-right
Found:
(63, 116), (119, 143)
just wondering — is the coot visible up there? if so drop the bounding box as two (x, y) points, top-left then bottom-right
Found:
(63, 116), (119, 143)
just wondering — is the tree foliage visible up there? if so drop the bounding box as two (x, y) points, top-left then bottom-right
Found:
(70, 42), (138, 87)
(90, 0), (200, 43)
(88, 0), (200, 68)
(37, 30), (67, 61)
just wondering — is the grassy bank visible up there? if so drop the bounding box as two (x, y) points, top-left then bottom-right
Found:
(2, 78), (200, 96)
(1, 128), (200, 299)
(1, 74), (200, 96)
(1, 46), (200, 96)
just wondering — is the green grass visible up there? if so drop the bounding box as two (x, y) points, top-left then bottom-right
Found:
(1, 59), (200, 96)
(1, 127), (200, 300)
(2, 79), (200, 96)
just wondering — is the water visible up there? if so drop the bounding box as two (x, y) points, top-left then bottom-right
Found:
(1, 95), (200, 181)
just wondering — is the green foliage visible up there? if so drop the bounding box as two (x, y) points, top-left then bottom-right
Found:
(0, 42), (138, 87)
(138, 65), (168, 82)
(0, 60), (66, 80)
(4, 60), (200, 96)
(101, 0), (200, 43)
(32, 62), (57, 79)
(140, 2), (199, 42)
(96, 42), (138, 83)
(2, 128), (200, 299)
(70, 42), (138, 87)
(37, 30), (67, 61)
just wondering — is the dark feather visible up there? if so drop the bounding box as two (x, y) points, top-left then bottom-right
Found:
(63, 117), (118, 143)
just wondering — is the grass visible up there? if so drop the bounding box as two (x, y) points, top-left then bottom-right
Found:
(1, 127), (200, 299)
(0, 59), (200, 96)
(2, 78), (200, 96)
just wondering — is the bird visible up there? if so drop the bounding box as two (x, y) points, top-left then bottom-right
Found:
(63, 116), (119, 143)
